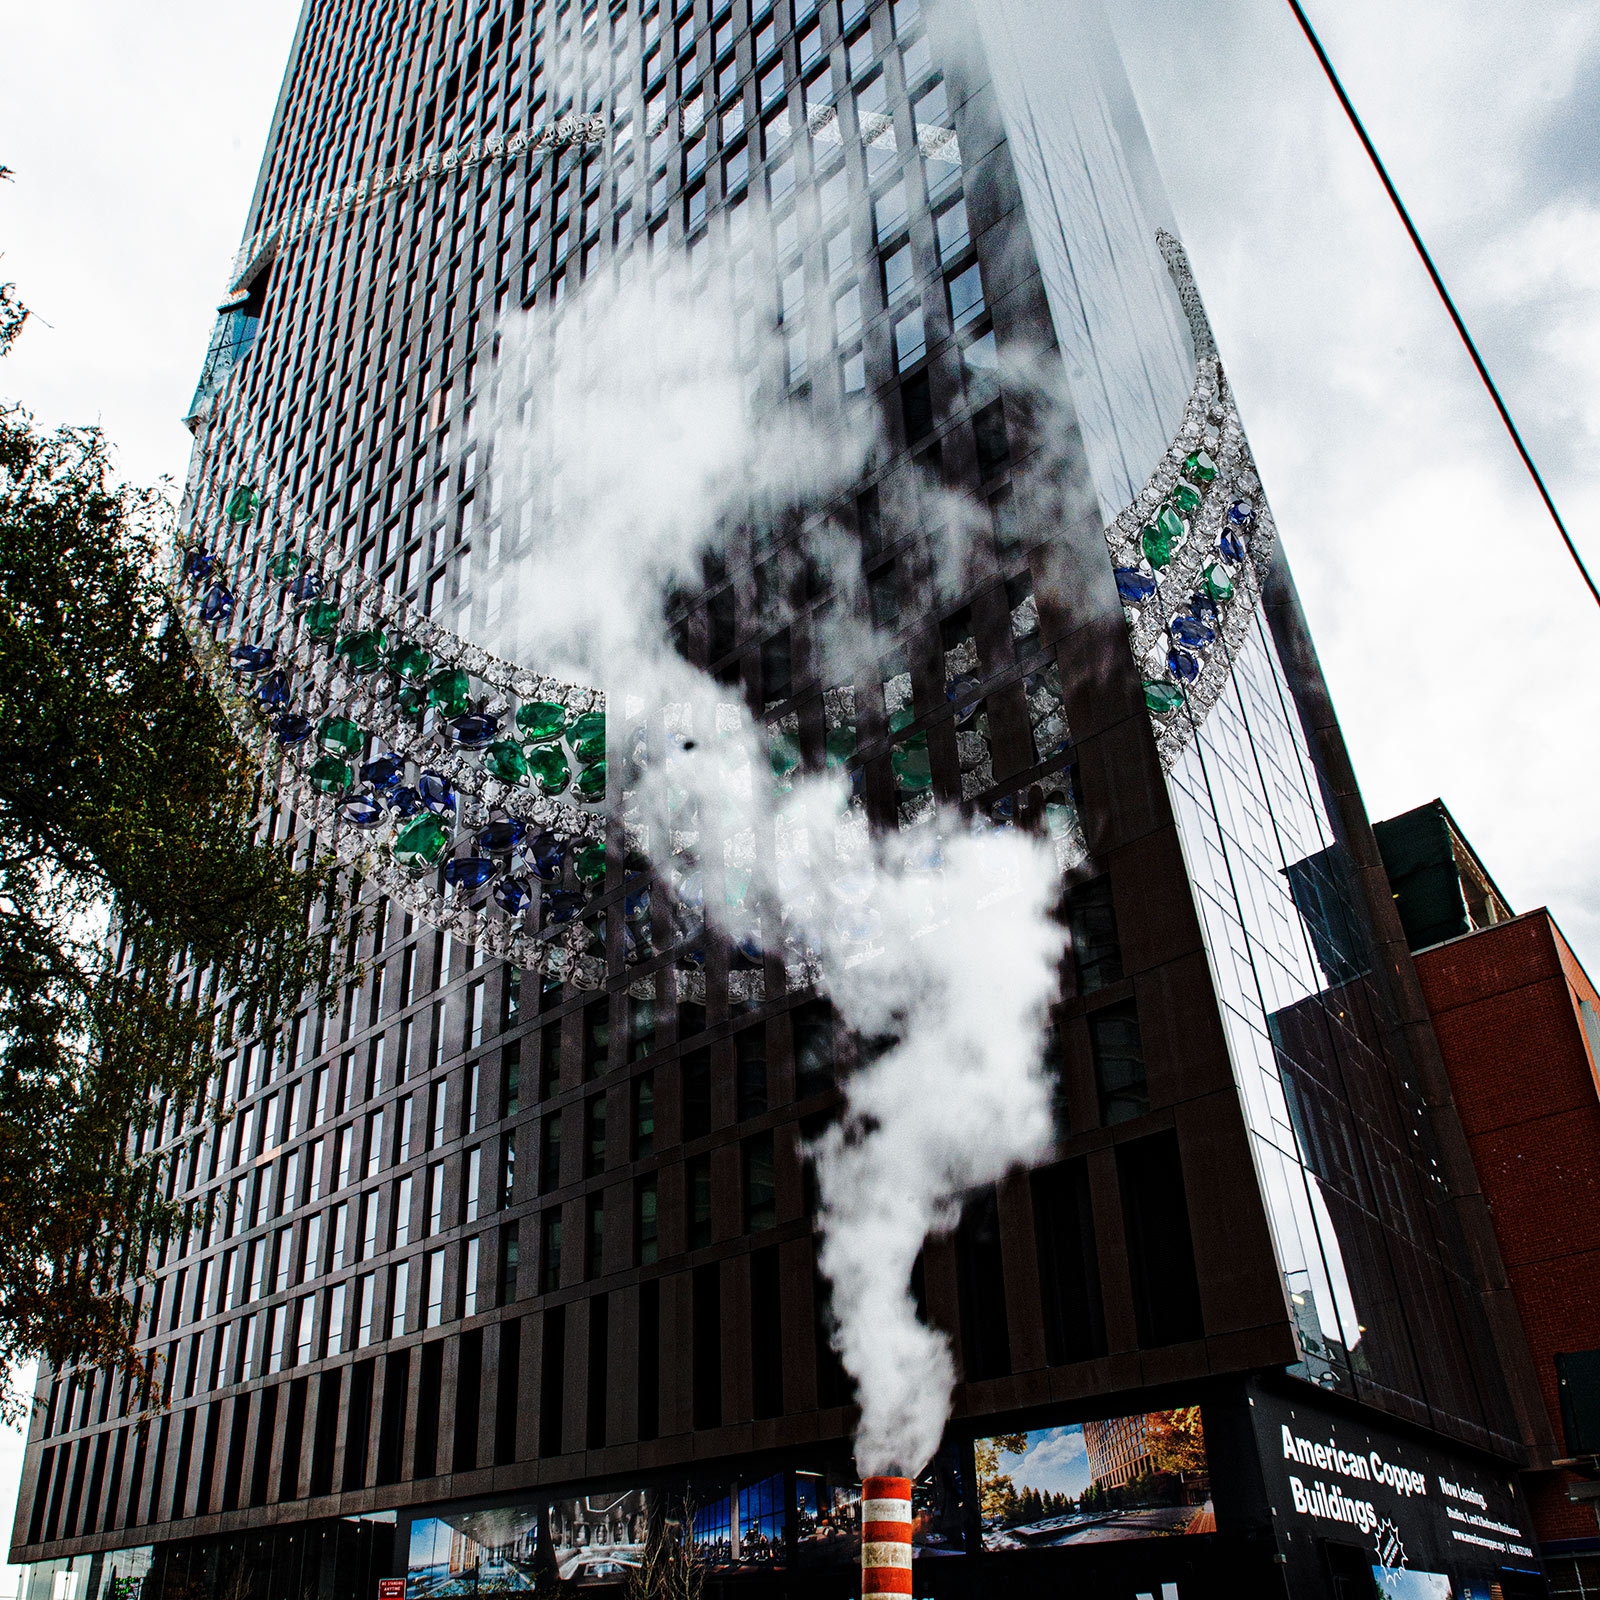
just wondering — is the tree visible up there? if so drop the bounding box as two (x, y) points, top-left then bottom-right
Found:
(625, 1495), (703, 1600)
(973, 1433), (1030, 1521)
(0, 262), (345, 1417)
(1146, 1407), (1208, 1479)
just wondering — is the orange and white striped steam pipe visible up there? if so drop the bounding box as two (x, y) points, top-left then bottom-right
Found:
(861, 1475), (913, 1600)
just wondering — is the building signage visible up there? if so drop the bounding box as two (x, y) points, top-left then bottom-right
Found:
(1249, 1385), (1536, 1594)
(378, 1581), (406, 1600)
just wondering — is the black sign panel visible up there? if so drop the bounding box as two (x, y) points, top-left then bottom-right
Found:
(1248, 1385), (1537, 1596)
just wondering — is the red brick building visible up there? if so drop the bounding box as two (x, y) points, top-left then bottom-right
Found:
(1376, 801), (1600, 1594)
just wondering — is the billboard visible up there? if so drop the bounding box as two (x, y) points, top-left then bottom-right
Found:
(793, 1446), (968, 1565)
(974, 1407), (1212, 1550)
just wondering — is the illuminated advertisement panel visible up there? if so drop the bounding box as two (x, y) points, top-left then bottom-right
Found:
(974, 1408), (1213, 1550)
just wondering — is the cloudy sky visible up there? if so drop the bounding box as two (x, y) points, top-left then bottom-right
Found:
(2, 0), (1598, 1573)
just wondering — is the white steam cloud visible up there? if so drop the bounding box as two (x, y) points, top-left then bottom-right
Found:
(474, 238), (1068, 1479)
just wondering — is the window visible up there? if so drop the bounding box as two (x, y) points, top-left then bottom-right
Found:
(882, 243), (914, 305)
(500, 1129), (518, 1208)
(744, 1133), (776, 1231)
(632, 1074), (655, 1159)
(1116, 1130), (1203, 1347)
(826, 226), (853, 281)
(947, 260), (985, 330)
(541, 1210), (563, 1292)
(635, 1176), (659, 1266)
(583, 999), (610, 1078)
(462, 1059), (479, 1134)
(429, 1080), (447, 1149)
(501, 1043), (521, 1116)
(972, 397), (1009, 479)
(1089, 1001), (1148, 1124)
(393, 1175), (413, 1248)
(586, 1192), (605, 1277)
(585, 1095), (608, 1177)
(424, 1248), (446, 1328)
(389, 1259), (410, 1339)
(539, 1113), (561, 1194)
(819, 167), (849, 222)
(461, 1236), (480, 1319)
(629, 995), (656, 1061)
(498, 1223), (519, 1306)
(842, 349), (866, 394)
(736, 1027), (768, 1119)
(874, 181), (908, 243)
(894, 306), (926, 371)
(395, 1095), (414, 1162)
(1030, 1158), (1106, 1364)
(358, 1190), (378, 1262)
(793, 1001), (835, 1096)
(465, 1146), (482, 1222)
(688, 1153), (713, 1248)
(682, 1048), (712, 1140)
(935, 195), (969, 263)
(724, 143), (749, 192)
(1066, 875), (1123, 995)
(467, 980), (486, 1049)
(296, 1294), (316, 1366)
(355, 1272), (375, 1346)
(427, 1162), (445, 1235)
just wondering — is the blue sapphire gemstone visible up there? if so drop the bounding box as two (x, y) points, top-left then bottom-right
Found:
(447, 713), (500, 750)
(992, 793), (1016, 820)
(200, 584), (236, 623)
(1170, 615), (1215, 650)
(288, 571), (323, 602)
(678, 935), (707, 968)
(360, 753), (404, 791)
(478, 818), (525, 854)
(257, 670), (292, 710)
(624, 887), (652, 921)
(182, 548), (215, 583)
(339, 796), (387, 828)
(494, 876), (532, 915)
(543, 889), (585, 924)
(525, 830), (564, 881)
(1190, 590), (1220, 623)
(444, 856), (496, 890)
(1227, 500), (1255, 528)
(735, 932), (765, 967)
(390, 786), (424, 819)
(1115, 567), (1157, 604)
(1218, 530), (1247, 563)
(1167, 646), (1201, 682)
(231, 643), (275, 674)
(272, 713), (313, 746)
(417, 772), (455, 813)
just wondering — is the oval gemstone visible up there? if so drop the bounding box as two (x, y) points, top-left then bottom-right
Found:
(567, 711), (606, 764)
(891, 735), (932, 793)
(339, 796), (387, 828)
(392, 643), (432, 682)
(427, 668), (471, 716)
(494, 876), (532, 915)
(543, 889), (585, 924)
(336, 630), (388, 674)
(1167, 645), (1201, 682)
(318, 716), (364, 756)
(1189, 589), (1221, 623)
(390, 786), (424, 819)
(273, 713), (313, 746)
(231, 643), (275, 674)
(482, 740), (528, 786)
(1115, 567), (1157, 604)
(361, 754), (404, 791)
(200, 584), (235, 622)
(393, 813), (450, 869)
(1170, 615), (1215, 650)
(258, 670), (292, 711)
(624, 887), (651, 921)
(575, 760), (606, 801)
(304, 599), (340, 638)
(182, 548), (215, 583)
(528, 745), (571, 795)
(308, 754), (353, 795)
(478, 818), (526, 854)
(1201, 564), (1234, 602)
(447, 713), (500, 750)
(289, 572), (324, 603)
(1218, 530), (1247, 564)
(417, 772), (456, 813)
(1143, 680), (1185, 714)
(1182, 448), (1218, 483)
(397, 684), (429, 718)
(825, 725), (858, 767)
(516, 700), (567, 743)
(1227, 499), (1255, 527)
(575, 842), (606, 883)
(525, 831), (564, 880)
(769, 732), (801, 779)
(266, 550), (301, 580)
(1141, 522), (1175, 569)
(1172, 480), (1203, 513)
(444, 856), (496, 890)
(226, 483), (261, 523)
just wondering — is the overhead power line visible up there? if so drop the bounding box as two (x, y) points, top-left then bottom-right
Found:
(1285, 0), (1600, 609)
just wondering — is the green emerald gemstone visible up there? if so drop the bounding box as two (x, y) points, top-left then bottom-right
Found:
(484, 739), (530, 784)
(1172, 480), (1202, 513)
(1157, 504), (1185, 543)
(1143, 681), (1185, 714)
(825, 726), (857, 767)
(567, 711), (606, 764)
(516, 700), (567, 743)
(226, 483), (260, 524)
(392, 643), (432, 682)
(393, 813), (450, 869)
(528, 744), (571, 795)
(770, 733), (801, 778)
(318, 716), (365, 756)
(1141, 522), (1175, 568)
(304, 600), (341, 639)
(427, 668), (471, 716)
(266, 550), (301, 579)
(891, 735), (932, 793)
(335, 630), (389, 674)
(1182, 448), (1217, 483)
(575, 760), (606, 801)
(397, 684), (429, 717)
(308, 754), (352, 795)
(888, 707), (916, 735)
(1201, 563), (1234, 602)
(575, 842), (606, 883)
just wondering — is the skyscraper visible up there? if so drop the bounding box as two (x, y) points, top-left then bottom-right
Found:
(10, 2), (1555, 1597)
